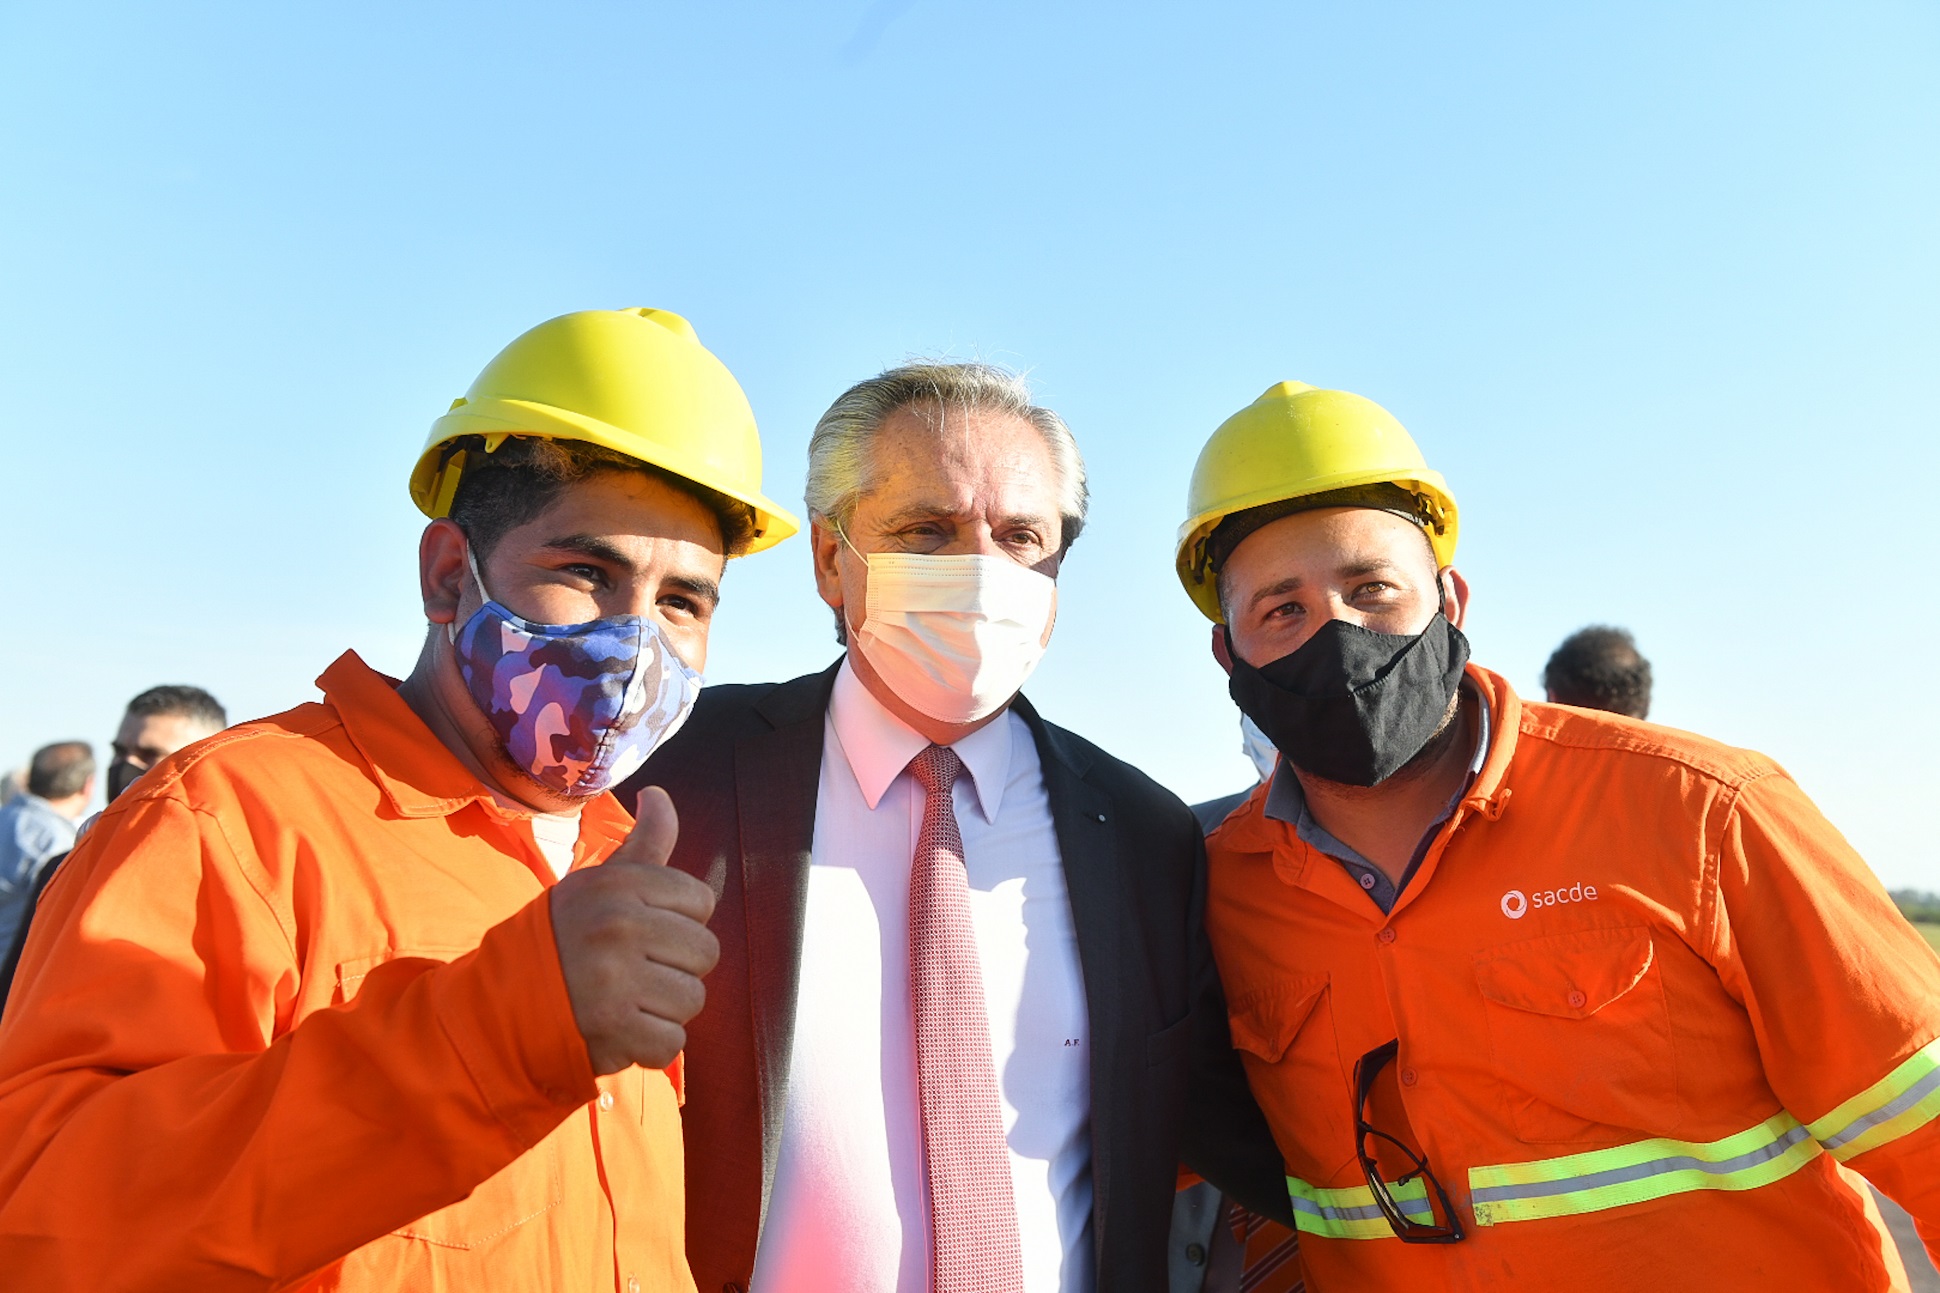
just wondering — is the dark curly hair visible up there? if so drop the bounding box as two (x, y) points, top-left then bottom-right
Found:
(442, 435), (757, 561)
(1542, 625), (1652, 719)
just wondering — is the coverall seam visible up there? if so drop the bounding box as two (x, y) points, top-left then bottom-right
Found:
(194, 801), (300, 964)
(1520, 722), (1775, 793)
(1703, 772), (1783, 968)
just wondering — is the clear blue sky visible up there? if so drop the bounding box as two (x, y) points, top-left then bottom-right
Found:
(4, 3), (1936, 883)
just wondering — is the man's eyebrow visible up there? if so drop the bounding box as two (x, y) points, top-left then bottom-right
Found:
(873, 504), (1059, 530)
(1338, 558), (1406, 580)
(663, 573), (721, 609)
(1244, 559), (1413, 611)
(875, 503), (959, 528)
(538, 534), (636, 569)
(540, 534), (722, 607)
(1247, 576), (1304, 610)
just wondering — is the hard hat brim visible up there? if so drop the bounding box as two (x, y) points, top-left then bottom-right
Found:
(412, 400), (801, 556)
(1174, 466), (1459, 624)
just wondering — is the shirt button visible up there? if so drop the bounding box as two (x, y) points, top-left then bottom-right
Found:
(1568, 990), (1587, 1009)
(1186, 1242), (1207, 1265)
(1401, 1067), (1419, 1087)
(1358, 872), (1377, 890)
(1377, 928), (1397, 946)
(598, 1090), (616, 1112)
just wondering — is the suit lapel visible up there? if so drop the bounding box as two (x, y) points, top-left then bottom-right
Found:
(735, 663), (839, 1227)
(1013, 695), (1124, 1259)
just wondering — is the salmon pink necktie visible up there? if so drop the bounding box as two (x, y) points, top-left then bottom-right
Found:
(908, 744), (1026, 1292)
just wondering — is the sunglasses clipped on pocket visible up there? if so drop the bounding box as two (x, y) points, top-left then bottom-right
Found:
(1351, 1039), (1466, 1243)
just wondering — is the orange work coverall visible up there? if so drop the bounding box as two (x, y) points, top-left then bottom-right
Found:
(0, 652), (693, 1293)
(1205, 664), (1940, 1292)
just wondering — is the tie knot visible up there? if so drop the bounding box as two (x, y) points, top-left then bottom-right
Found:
(909, 743), (965, 796)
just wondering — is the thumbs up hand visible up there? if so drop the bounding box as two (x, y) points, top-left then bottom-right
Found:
(550, 786), (720, 1075)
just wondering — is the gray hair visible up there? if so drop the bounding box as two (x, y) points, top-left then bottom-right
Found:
(805, 361), (1089, 549)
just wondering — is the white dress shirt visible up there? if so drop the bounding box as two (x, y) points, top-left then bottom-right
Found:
(751, 658), (1095, 1293)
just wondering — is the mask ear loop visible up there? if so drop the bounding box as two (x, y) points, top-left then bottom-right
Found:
(832, 517), (869, 564)
(445, 541), (494, 645)
(831, 517), (871, 643)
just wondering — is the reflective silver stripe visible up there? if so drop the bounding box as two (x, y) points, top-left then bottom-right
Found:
(1286, 1175), (1435, 1240)
(1469, 1121), (1811, 1207)
(1817, 1061), (1940, 1155)
(1468, 1112), (1824, 1227)
(1290, 1194), (1433, 1225)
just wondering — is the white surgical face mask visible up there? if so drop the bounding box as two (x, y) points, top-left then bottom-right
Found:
(844, 533), (1057, 725)
(1240, 713), (1278, 785)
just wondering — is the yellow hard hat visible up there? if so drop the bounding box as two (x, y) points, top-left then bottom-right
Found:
(1175, 381), (1457, 622)
(411, 308), (800, 554)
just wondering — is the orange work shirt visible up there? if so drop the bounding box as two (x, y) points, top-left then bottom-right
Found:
(0, 652), (694, 1293)
(1206, 664), (1940, 1292)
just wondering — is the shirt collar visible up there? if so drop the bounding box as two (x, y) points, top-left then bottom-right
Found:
(829, 654), (1011, 823)
(317, 650), (632, 848)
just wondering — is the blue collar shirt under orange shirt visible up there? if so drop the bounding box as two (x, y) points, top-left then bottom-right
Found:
(1205, 664), (1940, 1292)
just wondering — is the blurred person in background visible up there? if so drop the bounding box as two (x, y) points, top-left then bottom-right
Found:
(0, 769), (25, 808)
(1542, 625), (1651, 719)
(105, 684), (229, 802)
(0, 743), (94, 958)
(0, 685), (229, 1010)
(0, 308), (796, 1291)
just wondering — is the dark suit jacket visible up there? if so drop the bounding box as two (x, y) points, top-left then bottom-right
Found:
(620, 663), (1290, 1293)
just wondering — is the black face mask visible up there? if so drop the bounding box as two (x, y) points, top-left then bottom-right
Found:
(106, 758), (145, 802)
(1226, 607), (1471, 788)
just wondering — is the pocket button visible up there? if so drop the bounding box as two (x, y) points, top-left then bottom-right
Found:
(1567, 990), (1587, 1009)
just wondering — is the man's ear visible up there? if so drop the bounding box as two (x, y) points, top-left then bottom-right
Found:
(1211, 623), (1235, 676)
(810, 517), (848, 616)
(1441, 566), (1471, 631)
(421, 519), (469, 626)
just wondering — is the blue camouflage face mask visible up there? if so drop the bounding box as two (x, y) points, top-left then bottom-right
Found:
(447, 550), (703, 797)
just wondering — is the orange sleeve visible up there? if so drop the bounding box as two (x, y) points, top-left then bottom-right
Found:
(1708, 770), (1940, 1253)
(0, 791), (598, 1290)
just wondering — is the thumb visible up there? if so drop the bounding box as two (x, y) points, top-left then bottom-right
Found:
(608, 785), (680, 868)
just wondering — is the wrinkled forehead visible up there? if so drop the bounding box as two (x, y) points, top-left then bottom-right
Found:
(855, 403), (1062, 519)
(1222, 506), (1440, 591)
(514, 470), (729, 565)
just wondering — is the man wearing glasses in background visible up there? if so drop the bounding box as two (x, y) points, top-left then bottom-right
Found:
(1174, 379), (1940, 1290)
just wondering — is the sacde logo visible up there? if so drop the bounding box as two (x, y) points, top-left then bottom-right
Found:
(1501, 882), (1599, 919)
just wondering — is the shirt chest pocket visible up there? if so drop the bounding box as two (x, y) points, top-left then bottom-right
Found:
(1228, 975), (1357, 1178)
(1473, 925), (1680, 1144)
(388, 1140), (566, 1251)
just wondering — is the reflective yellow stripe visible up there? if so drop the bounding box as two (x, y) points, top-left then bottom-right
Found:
(1806, 1038), (1940, 1162)
(1287, 1175), (1434, 1239)
(1468, 1113), (1821, 1227)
